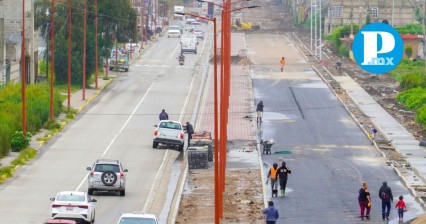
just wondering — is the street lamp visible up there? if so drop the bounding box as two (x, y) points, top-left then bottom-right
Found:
(49, 0), (55, 121)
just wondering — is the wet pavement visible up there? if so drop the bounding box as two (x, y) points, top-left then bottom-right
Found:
(247, 33), (424, 223)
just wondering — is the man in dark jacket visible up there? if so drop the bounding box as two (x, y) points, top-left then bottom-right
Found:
(262, 201), (279, 224)
(159, 109), (169, 120)
(276, 161), (291, 197)
(256, 101), (264, 123)
(186, 122), (194, 146)
(379, 181), (393, 220)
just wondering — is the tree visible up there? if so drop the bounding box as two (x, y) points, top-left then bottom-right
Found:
(34, 0), (138, 85)
(405, 46), (413, 58)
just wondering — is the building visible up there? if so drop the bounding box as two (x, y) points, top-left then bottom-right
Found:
(0, 0), (35, 85)
(290, 0), (416, 35)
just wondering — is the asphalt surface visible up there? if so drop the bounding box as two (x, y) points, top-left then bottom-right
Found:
(248, 33), (423, 223)
(0, 28), (208, 223)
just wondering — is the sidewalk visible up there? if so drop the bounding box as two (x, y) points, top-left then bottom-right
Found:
(176, 33), (264, 223)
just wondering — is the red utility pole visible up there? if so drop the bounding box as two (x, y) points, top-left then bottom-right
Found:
(50, 0), (55, 120)
(67, 0), (72, 110)
(21, 0), (26, 134)
(140, 0), (145, 49)
(82, 0), (87, 100)
(95, 0), (98, 89)
(212, 17), (219, 224)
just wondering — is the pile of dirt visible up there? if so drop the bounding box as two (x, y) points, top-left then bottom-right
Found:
(175, 169), (264, 223)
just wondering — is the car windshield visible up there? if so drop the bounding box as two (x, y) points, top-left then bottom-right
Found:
(119, 217), (156, 224)
(94, 164), (120, 173)
(159, 122), (181, 130)
(169, 26), (179, 30)
(57, 193), (85, 202)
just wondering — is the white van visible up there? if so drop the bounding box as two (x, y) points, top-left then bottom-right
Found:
(180, 35), (197, 54)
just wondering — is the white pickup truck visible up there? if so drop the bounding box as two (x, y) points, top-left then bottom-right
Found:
(153, 120), (185, 151)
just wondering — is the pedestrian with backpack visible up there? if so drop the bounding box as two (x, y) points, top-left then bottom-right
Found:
(379, 181), (393, 220)
(262, 201), (279, 224)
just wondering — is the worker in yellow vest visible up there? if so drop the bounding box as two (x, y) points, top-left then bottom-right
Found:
(266, 163), (279, 197)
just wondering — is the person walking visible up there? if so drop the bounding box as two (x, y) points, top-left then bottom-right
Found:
(279, 57), (286, 72)
(262, 201), (279, 224)
(256, 101), (264, 123)
(276, 161), (291, 197)
(159, 109), (169, 120)
(372, 127), (378, 140)
(266, 163), (279, 198)
(358, 181), (371, 220)
(186, 121), (194, 147)
(395, 195), (407, 221)
(379, 181), (393, 220)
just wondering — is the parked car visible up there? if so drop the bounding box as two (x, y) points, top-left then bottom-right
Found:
(117, 213), (158, 224)
(109, 54), (130, 72)
(153, 120), (185, 151)
(50, 191), (96, 224)
(190, 22), (201, 30)
(86, 159), (128, 196)
(193, 29), (205, 40)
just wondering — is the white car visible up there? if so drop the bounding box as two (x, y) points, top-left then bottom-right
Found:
(193, 29), (205, 40)
(168, 26), (181, 38)
(153, 120), (185, 151)
(117, 213), (158, 224)
(180, 34), (198, 54)
(190, 22), (201, 30)
(50, 191), (96, 223)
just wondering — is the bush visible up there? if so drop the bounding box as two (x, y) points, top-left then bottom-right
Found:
(10, 131), (32, 152)
(397, 87), (426, 110)
(388, 59), (425, 80)
(405, 46), (413, 58)
(338, 44), (349, 58)
(400, 73), (426, 89)
(417, 104), (426, 127)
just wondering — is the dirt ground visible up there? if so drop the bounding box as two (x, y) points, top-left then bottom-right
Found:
(177, 0), (426, 223)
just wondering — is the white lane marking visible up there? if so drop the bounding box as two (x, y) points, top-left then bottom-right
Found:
(143, 54), (197, 213)
(75, 83), (155, 192)
(169, 42), (181, 60)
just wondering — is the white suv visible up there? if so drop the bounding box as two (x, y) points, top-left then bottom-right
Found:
(86, 159), (128, 196)
(153, 120), (185, 151)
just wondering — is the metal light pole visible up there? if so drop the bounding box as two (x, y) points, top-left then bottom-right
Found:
(313, 3), (317, 57)
(50, 0), (55, 120)
(319, 0), (322, 60)
(95, 0), (98, 89)
(115, 25), (118, 73)
(45, 9), (50, 87)
(67, 0), (72, 110)
(310, 0), (313, 51)
(21, 0), (26, 134)
(82, 0), (87, 100)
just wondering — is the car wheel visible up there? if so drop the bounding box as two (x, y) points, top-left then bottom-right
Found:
(153, 142), (158, 148)
(125, 68), (129, 72)
(101, 171), (117, 186)
(194, 50), (197, 54)
(88, 188), (94, 195)
(120, 189), (125, 196)
(91, 212), (95, 223)
(179, 145), (184, 151)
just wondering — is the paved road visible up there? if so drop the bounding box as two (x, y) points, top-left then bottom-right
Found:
(0, 28), (209, 223)
(248, 33), (423, 223)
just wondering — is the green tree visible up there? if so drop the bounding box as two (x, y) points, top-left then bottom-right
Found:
(405, 46), (413, 58)
(34, 0), (138, 85)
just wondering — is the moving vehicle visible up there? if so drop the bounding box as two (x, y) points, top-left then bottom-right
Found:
(185, 18), (196, 30)
(86, 159), (128, 196)
(168, 26), (181, 38)
(193, 29), (205, 40)
(50, 191), (96, 224)
(109, 54), (130, 72)
(153, 120), (185, 151)
(117, 213), (159, 224)
(180, 34), (197, 54)
(232, 21), (260, 32)
(174, 6), (184, 20)
(45, 219), (77, 224)
(190, 22), (201, 30)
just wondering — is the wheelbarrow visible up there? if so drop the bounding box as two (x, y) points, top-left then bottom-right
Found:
(261, 140), (274, 154)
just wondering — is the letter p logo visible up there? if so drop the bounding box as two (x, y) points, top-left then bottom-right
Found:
(353, 23), (403, 74)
